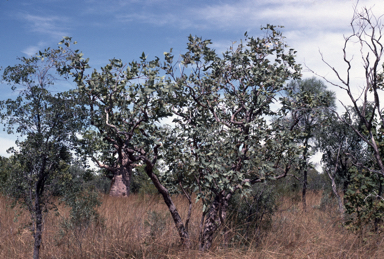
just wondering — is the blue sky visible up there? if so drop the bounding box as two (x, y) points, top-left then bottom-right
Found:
(0, 0), (383, 167)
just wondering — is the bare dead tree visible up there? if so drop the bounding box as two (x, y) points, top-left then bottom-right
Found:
(310, 6), (384, 178)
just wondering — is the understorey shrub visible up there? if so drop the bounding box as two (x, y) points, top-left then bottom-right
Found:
(344, 167), (384, 236)
(226, 182), (277, 246)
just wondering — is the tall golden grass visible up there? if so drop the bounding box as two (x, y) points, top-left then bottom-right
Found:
(1, 191), (384, 258)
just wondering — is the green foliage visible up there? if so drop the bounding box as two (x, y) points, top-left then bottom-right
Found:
(144, 210), (169, 240)
(319, 190), (338, 211)
(131, 165), (158, 194)
(157, 27), (306, 250)
(316, 108), (365, 195)
(227, 183), (277, 245)
(65, 49), (171, 196)
(272, 174), (300, 195)
(0, 156), (11, 193)
(320, 8), (384, 237)
(49, 162), (105, 195)
(47, 162), (103, 234)
(344, 166), (384, 234)
(91, 172), (112, 194)
(0, 39), (81, 206)
(282, 77), (336, 208)
(162, 26), (302, 211)
(272, 168), (328, 196)
(282, 77), (336, 152)
(0, 38), (98, 258)
(57, 183), (102, 253)
(307, 168), (330, 191)
(60, 188), (102, 231)
(4, 17), (384, 253)
(48, 27), (306, 249)
(324, 105), (384, 234)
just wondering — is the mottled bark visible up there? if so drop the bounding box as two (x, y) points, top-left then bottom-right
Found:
(199, 193), (230, 251)
(328, 144), (344, 219)
(328, 171), (344, 218)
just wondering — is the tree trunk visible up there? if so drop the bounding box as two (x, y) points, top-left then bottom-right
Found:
(302, 137), (309, 212)
(302, 168), (307, 212)
(199, 197), (220, 251)
(33, 195), (43, 259)
(199, 193), (230, 251)
(374, 177), (383, 232)
(327, 171), (344, 218)
(33, 158), (47, 259)
(327, 144), (344, 219)
(144, 165), (191, 248)
(121, 165), (132, 196)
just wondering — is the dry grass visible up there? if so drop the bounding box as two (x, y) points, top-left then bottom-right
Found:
(1, 191), (384, 258)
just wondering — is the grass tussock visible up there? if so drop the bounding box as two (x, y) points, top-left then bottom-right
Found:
(1, 191), (384, 258)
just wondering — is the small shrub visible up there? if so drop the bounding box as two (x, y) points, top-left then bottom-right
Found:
(319, 190), (337, 211)
(227, 182), (277, 246)
(144, 210), (168, 239)
(56, 188), (103, 252)
(55, 164), (104, 251)
(131, 165), (159, 194)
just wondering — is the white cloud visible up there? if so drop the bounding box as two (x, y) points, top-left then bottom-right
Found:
(21, 14), (70, 39)
(113, 0), (357, 31)
(21, 41), (48, 57)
